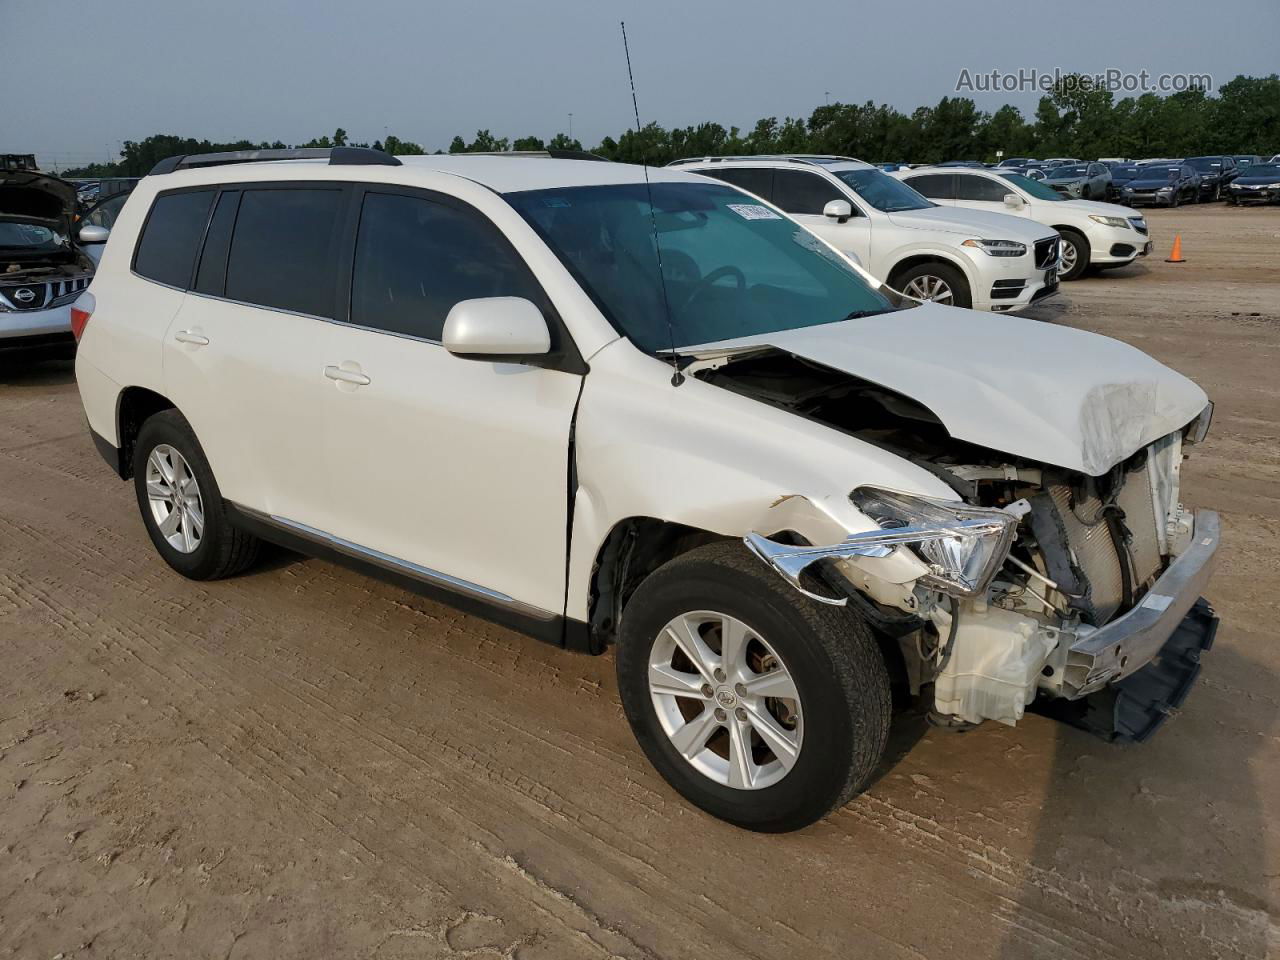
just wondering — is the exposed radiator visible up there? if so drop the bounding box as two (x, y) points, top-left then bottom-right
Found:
(1047, 484), (1125, 624)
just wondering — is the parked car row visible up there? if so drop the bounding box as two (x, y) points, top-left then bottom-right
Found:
(671, 156), (1061, 313)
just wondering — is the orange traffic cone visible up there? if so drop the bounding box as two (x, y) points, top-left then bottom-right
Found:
(1165, 234), (1185, 263)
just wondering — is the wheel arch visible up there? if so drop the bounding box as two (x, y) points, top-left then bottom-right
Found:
(583, 516), (730, 652)
(886, 251), (975, 297)
(113, 386), (177, 479)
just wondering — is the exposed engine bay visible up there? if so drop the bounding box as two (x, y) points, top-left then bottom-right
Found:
(1, 166), (94, 312)
(697, 348), (1216, 738)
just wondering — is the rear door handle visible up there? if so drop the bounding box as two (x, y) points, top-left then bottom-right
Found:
(324, 364), (371, 386)
(174, 330), (209, 346)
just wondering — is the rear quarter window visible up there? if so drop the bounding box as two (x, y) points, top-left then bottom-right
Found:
(133, 191), (215, 288)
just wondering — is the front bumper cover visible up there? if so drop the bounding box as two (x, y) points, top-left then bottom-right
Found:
(1061, 509), (1220, 698)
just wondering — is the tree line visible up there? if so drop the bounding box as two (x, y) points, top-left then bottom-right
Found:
(58, 73), (1279, 179)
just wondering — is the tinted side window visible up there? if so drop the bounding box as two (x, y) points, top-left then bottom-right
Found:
(699, 167), (774, 201)
(904, 174), (955, 200)
(350, 192), (543, 342)
(134, 191), (215, 288)
(194, 191), (240, 296)
(771, 171), (844, 215)
(225, 188), (343, 317)
(954, 174), (1011, 202)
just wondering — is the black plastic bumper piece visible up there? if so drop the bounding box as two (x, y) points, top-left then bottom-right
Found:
(1033, 598), (1218, 743)
(90, 428), (127, 478)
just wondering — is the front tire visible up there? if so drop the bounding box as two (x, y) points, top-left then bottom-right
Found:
(133, 410), (261, 580)
(1058, 228), (1091, 281)
(894, 262), (971, 309)
(616, 541), (891, 832)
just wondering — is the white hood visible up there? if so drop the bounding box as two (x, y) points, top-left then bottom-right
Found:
(885, 205), (1055, 242)
(690, 303), (1208, 476)
(1052, 197), (1142, 219)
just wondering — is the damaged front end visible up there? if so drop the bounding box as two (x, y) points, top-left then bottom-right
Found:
(727, 348), (1220, 742)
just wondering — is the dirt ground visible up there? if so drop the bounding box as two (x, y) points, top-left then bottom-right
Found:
(1, 205), (1278, 959)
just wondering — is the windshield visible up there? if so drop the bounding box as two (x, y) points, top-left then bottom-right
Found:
(833, 168), (932, 212)
(506, 181), (893, 353)
(0, 221), (67, 252)
(1244, 164), (1280, 178)
(1186, 157), (1222, 172)
(1139, 166), (1180, 180)
(1049, 165), (1088, 178)
(1110, 165), (1140, 179)
(998, 173), (1063, 201)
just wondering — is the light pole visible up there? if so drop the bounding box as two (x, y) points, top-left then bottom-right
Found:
(569, 113), (574, 141)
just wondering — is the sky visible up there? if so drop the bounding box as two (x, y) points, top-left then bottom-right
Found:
(3, 0), (1278, 169)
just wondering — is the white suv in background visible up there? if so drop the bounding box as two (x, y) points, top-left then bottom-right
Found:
(74, 148), (1219, 832)
(895, 166), (1153, 281)
(672, 156), (1061, 313)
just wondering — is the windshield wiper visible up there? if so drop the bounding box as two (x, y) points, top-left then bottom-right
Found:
(838, 309), (886, 322)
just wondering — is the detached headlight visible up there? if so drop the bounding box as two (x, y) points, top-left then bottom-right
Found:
(849, 488), (1018, 597)
(962, 238), (1027, 257)
(1089, 214), (1130, 228)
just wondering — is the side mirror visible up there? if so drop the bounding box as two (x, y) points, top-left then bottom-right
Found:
(78, 224), (110, 244)
(1003, 193), (1023, 209)
(442, 297), (550, 361)
(823, 199), (853, 223)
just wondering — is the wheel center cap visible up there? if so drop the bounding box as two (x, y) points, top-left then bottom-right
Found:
(714, 687), (737, 708)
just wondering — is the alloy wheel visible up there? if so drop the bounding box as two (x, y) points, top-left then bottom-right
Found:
(145, 444), (205, 554)
(902, 275), (955, 305)
(648, 610), (803, 790)
(1061, 239), (1079, 275)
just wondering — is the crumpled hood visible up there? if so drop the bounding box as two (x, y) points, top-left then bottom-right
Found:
(689, 302), (1208, 476)
(885, 206), (1053, 242)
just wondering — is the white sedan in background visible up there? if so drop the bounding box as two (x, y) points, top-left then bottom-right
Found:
(895, 166), (1153, 281)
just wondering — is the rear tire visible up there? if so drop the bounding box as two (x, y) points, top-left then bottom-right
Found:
(893, 262), (972, 309)
(615, 541), (891, 832)
(132, 410), (261, 581)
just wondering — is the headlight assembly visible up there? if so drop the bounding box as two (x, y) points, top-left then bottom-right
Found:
(1089, 214), (1131, 227)
(743, 489), (1019, 604)
(849, 489), (1019, 596)
(962, 238), (1027, 258)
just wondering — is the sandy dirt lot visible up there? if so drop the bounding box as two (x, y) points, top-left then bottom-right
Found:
(1, 205), (1277, 959)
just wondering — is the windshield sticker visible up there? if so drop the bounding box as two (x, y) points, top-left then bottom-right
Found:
(727, 203), (782, 221)
(542, 196), (572, 208)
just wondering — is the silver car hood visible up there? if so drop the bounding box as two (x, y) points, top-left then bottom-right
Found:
(686, 303), (1208, 476)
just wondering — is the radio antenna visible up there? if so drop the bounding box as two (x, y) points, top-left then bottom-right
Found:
(621, 21), (683, 387)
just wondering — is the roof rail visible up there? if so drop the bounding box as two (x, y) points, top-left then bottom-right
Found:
(450, 149), (611, 163)
(667, 154), (864, 168)
(148, 146), (401, 176)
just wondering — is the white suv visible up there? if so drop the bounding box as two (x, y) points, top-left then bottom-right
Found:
(672, 156), (1061, 313)
(75, 148), (1220, 831)
(895, 166), (1153, 280)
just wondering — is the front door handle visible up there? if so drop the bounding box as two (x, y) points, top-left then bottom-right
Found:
(324, 364), (371, 386)
(174, 330), (210, 346)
